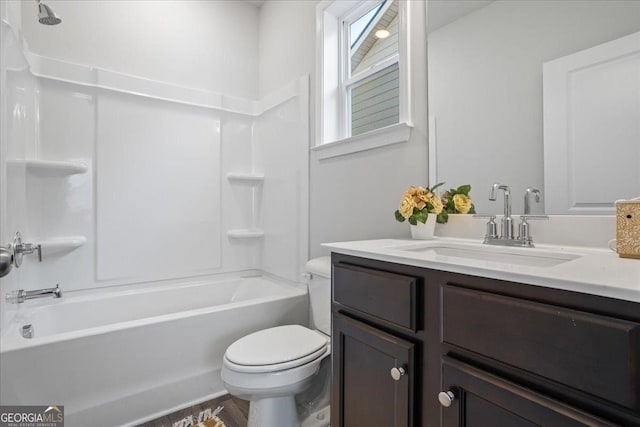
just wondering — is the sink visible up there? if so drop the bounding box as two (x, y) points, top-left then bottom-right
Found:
(387, 241), (583, 268)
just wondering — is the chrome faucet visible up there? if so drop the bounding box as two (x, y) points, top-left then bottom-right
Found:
(518, 187), (548, 246)
(0, 232), (42, 278)
(12, 232), (42, 267)
(489, 183), (514, 240)
(477, 184), (548, 247)
(6, 284), (62, 304)
(524, 187), (541, 215)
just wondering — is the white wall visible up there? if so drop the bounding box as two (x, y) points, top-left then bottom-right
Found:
(429, 0), (640, 214)
(259, 0), (429, 258)
(259, 1), (317, 99)
(1, 1), (314, 296)
(21, 0), (259, 99)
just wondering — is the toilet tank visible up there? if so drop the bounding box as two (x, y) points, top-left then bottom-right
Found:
(306, 257), (331, 336)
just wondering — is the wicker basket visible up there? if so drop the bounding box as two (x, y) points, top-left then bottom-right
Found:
(615, 199), (640, 259)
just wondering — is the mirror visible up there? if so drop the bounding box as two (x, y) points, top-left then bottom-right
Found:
(427, 0), (640, 214)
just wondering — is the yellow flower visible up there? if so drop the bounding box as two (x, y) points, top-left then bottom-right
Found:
(398, 193), (415, 219)
(407, 186), (421, 197)
(452, 194), (472, 214)
(417, 190), (433, 203)
(430, 194), (444, 214)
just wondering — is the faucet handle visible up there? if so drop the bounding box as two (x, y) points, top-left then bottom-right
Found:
(473, 215), (498, 240)
(10, 232), (42, 267)
(517, 215), (549, 246)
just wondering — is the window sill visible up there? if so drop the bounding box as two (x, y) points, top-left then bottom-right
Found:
(312, 122), (412, 160)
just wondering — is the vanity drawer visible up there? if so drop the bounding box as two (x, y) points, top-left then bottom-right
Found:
(442, 285), (640, 410)
(333, 263), (417, 332)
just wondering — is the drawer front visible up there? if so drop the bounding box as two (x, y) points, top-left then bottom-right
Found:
(334, 263), (417, 331)
(441, 357), (619, 427)
(442, 285), (640, 410)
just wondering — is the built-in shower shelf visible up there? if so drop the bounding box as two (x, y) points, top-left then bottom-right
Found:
(227, 229), (264, 239)
(10, 159), (89, 176)
(227, 173), (265, 184)
(39, 236), (87, 258)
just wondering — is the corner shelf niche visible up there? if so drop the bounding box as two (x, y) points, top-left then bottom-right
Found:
(227, 172), (264, 241)
(226, 172), (264, 184)
(8, 159), (89, 176)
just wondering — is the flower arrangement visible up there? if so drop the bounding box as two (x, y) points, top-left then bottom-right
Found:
(439, 184), (476, 222)
(394, 183), (475, 225)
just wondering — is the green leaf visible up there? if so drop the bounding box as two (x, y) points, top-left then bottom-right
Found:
(469, 204), (476, 214)
(415, 210), (428, 224)
(437, 211), (449, 224)
(430, 182), (445, 192)
(394, 210), (406, 222)
(408, 216), (418, 226)
(457, 184), (471, 195)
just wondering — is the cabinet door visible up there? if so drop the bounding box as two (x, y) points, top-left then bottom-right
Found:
(441, 357), (618, 427)
(332, 313), (415, 427)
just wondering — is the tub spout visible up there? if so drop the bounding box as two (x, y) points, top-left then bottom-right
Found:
(6, 284), (62, 304)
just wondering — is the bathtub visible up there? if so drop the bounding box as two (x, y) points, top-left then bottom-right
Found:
(0, 274), (307, 427)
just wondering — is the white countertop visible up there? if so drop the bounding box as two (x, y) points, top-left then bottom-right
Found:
(323, 238), (640, 303)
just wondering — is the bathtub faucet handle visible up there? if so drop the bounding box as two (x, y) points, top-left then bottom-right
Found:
(10, 232), (42, 268)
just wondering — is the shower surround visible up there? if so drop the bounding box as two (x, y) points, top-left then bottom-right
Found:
(0, 1), (309, 424)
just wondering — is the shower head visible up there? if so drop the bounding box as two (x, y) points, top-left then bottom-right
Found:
(37, 1), (62, 25)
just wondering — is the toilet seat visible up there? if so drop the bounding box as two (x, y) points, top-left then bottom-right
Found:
(224, 325), (329, 373)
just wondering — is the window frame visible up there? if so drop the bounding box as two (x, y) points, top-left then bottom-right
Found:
(314, 0), (412, 159)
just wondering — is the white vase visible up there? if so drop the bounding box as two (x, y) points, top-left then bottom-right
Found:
(409, 214), (437, 240)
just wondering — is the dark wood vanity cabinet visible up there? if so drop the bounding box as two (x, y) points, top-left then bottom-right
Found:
(331, 253), (640, 427)
(332, 312), (415, 426)
(331, 261), (422, 427)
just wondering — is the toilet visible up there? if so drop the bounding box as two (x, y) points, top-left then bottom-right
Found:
(221, 257), (332, 427)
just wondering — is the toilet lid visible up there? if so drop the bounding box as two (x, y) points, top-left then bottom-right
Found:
(225, 325), (328, 371)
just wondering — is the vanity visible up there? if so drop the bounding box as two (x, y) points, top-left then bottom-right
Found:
(326, 237), (640, 427)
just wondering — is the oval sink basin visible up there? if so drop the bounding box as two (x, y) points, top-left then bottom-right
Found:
(388, 241), (583, 268)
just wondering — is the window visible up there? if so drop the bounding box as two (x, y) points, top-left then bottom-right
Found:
(346, 0), (399, 136)
(315, 0), (411, 159)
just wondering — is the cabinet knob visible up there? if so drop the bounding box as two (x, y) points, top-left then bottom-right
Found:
(438, 390), (456, 407)
(390, 367), (406, 381)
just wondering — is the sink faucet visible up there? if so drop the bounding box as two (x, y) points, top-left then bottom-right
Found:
(524, 187), (541, 215)
(477, 184), (548, 247)
(489, 183), (514, 240)
(518, 187), (548, 246)
(6, 284), (62, 304)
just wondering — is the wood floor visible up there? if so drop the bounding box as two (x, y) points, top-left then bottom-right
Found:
(137, 394), (249, 427)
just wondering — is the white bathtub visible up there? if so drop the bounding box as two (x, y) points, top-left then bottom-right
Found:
(0, 275), (307, 427)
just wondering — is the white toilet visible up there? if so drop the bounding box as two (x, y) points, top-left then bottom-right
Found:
(221, 257), (332, 427)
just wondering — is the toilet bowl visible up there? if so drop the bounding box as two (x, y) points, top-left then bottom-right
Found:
(221, 257), (331, 427)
